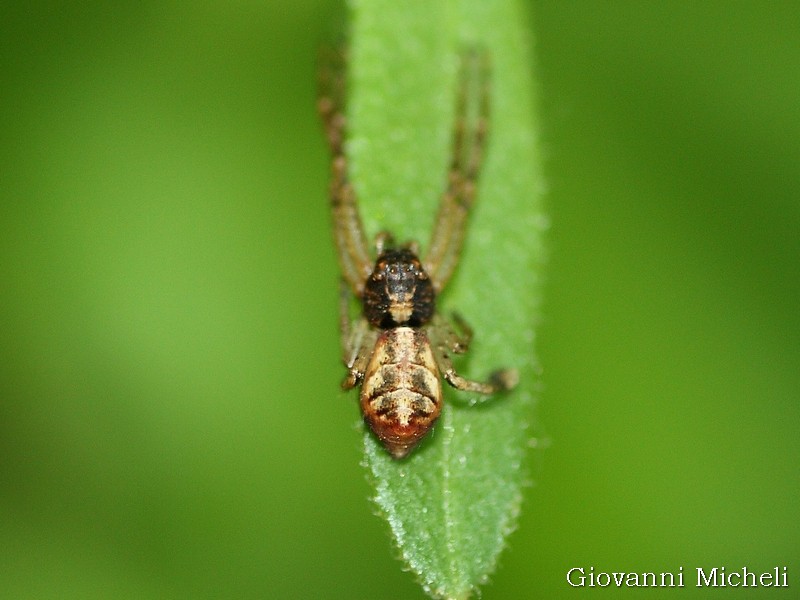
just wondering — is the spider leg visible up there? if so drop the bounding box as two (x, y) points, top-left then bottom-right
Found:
(447, 312), (474, 353)
(318, 46), (373, 294)
(339, 279), (377, 390)
(424, 48), (490, 292)
(428, 314), (518, 400)
(374, 230), (395, 255)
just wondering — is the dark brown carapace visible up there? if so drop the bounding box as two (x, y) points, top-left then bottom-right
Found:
(318, 48), (518, 459)
(363, 248), (435, 328)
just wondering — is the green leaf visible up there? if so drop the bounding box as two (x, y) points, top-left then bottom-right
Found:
(346, 1), (545, 598)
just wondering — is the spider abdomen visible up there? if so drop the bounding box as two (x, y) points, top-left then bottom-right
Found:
(360, 327), (442, 458)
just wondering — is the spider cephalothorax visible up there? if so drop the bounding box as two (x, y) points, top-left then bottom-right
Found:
(363, 248), (435, 328)
(319, 48), (517, 459)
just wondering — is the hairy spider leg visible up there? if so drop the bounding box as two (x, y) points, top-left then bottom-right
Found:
(424, 49), (491, 292)
(428, 313), (518, 399)
(318, 47), (373, 295)
(339, 279), (378, 390)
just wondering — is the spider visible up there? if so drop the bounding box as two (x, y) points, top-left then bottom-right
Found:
(318, 48), (518, 459)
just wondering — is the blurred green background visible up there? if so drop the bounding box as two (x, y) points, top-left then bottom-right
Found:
(1, 2), (798, 599)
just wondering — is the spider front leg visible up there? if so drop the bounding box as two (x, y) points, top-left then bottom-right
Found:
(339, 279), (377, 390)
(318, 46), (373, 295)
(424, 48), (491, 293)
(429, 314), (518, 400)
